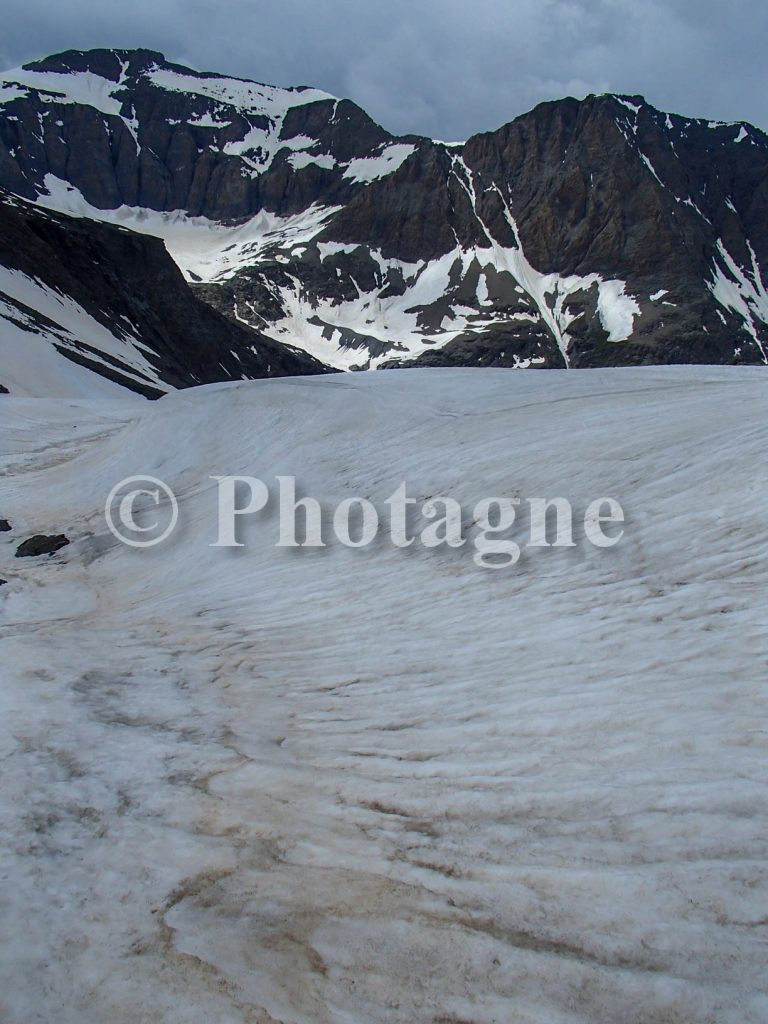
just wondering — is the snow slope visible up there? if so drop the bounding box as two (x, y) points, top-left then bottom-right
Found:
(1, 367), (767, 1023)
(34, 175), (344, 285)
(0, 264), (168, 398)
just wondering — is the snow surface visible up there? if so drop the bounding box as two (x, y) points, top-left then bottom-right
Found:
(0, 60), (418, 193)
(0, 66), (126, 117)
(0, 61), (339, 182)
(1, 367), (767, 1023)
(145, 67), (333, 118)
(342, 144), (417, 183)
(186, 112), (232, 129)
(288, 151), (337, 171)
(262, 231), (642, 369)
(34, 176), (342, 284)
(596, 280), (642, 342)
(0, 81), (30, 106)
(613, 96), (642, 115)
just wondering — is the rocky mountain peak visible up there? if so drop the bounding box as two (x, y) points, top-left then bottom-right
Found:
(1, 48), (766, 391)
(23, 47), (169, 80)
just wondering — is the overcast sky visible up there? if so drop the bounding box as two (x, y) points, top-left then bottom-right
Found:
(1, 0), (766, 140)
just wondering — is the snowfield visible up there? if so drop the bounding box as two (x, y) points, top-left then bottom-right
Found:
(1, 366), (767, 1024)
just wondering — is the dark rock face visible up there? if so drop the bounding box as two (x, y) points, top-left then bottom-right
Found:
(15, 534), (70, 557)
(0, 519), (11, 531)
(0, 189), (329, 395)
(1, 48), (767, 376)
(0, 49), (380, 220)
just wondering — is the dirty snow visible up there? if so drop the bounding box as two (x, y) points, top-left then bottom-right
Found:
(1, 366), (767, 1024)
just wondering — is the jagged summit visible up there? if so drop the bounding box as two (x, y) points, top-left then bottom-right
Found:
(21, 47), (336, 100)
(24, 47), (169, 78)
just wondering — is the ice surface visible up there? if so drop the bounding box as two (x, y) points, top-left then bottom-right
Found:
(1, 367), (767, 1023)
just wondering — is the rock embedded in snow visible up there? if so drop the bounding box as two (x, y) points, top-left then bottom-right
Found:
(15, 533), (70, 557)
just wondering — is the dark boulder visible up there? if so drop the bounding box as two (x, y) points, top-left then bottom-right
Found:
(15, 534), (70, 557)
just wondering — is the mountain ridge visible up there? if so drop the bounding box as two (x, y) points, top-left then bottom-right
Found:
(14, 47), (767, 145)
(1, 48), (766, 393)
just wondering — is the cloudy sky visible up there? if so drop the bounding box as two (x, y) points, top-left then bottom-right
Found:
(1, 0), (766, 140)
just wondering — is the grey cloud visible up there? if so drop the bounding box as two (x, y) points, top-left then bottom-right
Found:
(1, 0), (766, 139)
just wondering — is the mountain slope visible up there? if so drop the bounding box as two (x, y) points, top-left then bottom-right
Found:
(1, 49), (767, 372)
(0, 188), (328, 397)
